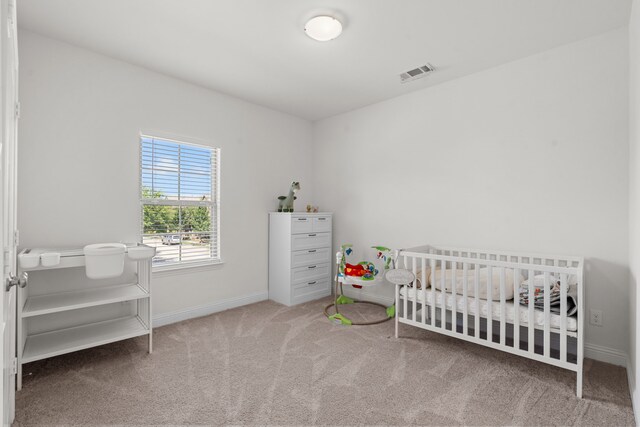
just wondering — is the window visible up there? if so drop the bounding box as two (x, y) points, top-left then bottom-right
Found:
(140, 135), (220, 268)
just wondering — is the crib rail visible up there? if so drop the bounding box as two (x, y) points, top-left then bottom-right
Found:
(395, 245), (584, 398)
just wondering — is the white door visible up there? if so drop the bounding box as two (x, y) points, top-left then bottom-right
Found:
(0, 0), (19, 424)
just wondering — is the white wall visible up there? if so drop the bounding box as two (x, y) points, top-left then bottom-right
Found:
(17, 30), (314, 318)
(628, 0), (640, 417)
(313, 29), (630, 355)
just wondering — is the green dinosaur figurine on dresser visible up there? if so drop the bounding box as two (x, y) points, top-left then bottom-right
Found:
(277, 181), (300, 212)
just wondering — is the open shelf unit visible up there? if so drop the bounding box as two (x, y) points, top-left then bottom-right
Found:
(22, 283), (149, 317)
(22, 315), (149, 363)
(17, 243), (153, 389)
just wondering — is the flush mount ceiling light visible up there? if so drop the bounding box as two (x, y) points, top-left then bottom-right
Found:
(304, 16), (342, 41)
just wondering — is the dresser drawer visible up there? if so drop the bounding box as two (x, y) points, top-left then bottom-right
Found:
(291, 216), (312, 234)
(291, 232), (331, 251)
(291, 263), (330, 284)
(291, 247), (330, 268)
(312, 216), (332, 233)
(292, 279), (330, 298)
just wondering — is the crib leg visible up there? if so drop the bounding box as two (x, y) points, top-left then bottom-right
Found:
(576, 367), (583, 398)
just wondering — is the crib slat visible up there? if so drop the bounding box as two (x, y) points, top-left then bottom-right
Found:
(403, 256), (408, 321)
(528, 269), (535, 353)
(452, 261), (457, 333)
(560, 273), (568, 362)
(474, 265), (480, 339)
(421, 258), (427, 325)
(440, 258), (446, 330)
(487, 265), (493, 342)
(500, 267), (506, 346)
(412, 257), (417, 322)
(544, 272), (551, 358)
(514, 268), (520, 350)
(463, 262), (469, 335)
(430, 258), (436, 327)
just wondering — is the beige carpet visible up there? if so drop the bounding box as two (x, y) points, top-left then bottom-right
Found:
(14, 297), (634, 426)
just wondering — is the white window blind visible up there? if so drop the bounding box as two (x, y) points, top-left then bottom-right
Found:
(140, 135), (220, 268)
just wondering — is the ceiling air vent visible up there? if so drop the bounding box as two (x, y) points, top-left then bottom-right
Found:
(399, 64), (435, 83)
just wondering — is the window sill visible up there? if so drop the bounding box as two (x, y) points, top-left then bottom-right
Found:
(152, 259), (225, 277)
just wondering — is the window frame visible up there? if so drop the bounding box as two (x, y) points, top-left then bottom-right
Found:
(139, 133), (221, 271)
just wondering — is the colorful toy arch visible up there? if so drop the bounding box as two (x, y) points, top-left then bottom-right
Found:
(324, 244), (397, 325)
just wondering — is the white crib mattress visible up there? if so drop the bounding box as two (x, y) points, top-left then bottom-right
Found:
(399, 287), (577, 332)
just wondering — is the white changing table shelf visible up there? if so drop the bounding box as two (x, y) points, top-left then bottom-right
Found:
(17, 243), (154, 389)
(22, 315), (149, 363)
(22, 283), (149, 318)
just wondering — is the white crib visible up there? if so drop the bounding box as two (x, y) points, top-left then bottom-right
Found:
(395, 245), (584, 397)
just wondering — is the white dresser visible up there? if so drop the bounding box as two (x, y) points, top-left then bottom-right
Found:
(268, 212), (333, 306)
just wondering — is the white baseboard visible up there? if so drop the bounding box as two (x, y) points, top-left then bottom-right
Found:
(153, 291), (268, 327)
(584, 342), (628, 367)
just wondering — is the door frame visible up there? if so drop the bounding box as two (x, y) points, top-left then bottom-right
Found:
(1, 0), (19, 424)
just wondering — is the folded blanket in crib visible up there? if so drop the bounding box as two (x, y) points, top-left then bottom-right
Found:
(519, 274), (578, 316)
(414, 267), (520, 300)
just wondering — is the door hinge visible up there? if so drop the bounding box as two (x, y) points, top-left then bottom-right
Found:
(14, 102), (20, 120)
(14, 230), (19, 247)
(10, 358), (17, 375)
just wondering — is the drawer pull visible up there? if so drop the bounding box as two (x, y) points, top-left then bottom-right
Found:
(318, 218), (326, 220)
(308, 265), (317, 269)
(308, 233), (316, 237)
(297, 218), (307, 221)
(308, 281), (317, 285)
(308, 250), (316, 253)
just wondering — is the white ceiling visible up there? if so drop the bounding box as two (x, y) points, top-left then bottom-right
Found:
(18, 0), (631, 121)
